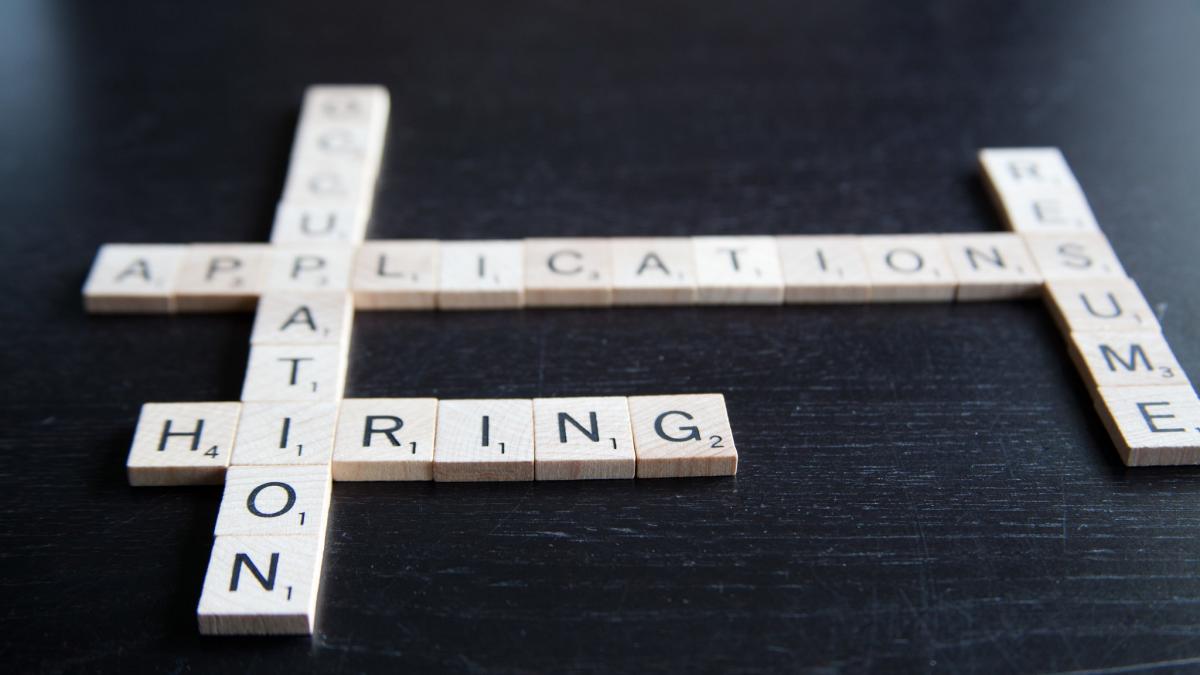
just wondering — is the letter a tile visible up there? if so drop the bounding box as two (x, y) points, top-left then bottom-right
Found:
(197, 534), (325, 635)
(628, 394), (738, 478)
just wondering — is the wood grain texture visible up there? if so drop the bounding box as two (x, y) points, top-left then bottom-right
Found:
(1022, 232), (1127, 280)
(628, 393), (737, 478)
(941, 233), (1043, 301)
(126, 402), (241, 486)
(231, 401), (339, 466)
(173, 244), (268, 312)
(1044, 278), (1161, 334)
(434, 399), (534, 482)
(436, 240), (525, 309)
(82, 244), (185, 313)
(352, 240), (440, 310)
(524, 238), (614, 307)
(861, 235), (958, 302)
(533, 397), (636, 480)
(8, 1), (1200, 671)
(214, 465), (332, 537)
(240, 344), (349, 402)
(693, 236), (785, 305)
(197, 534), (325, 635)
(776, 235), (871, 304)
(250, 292), (354, 345)
(332, 398), (438, 481)
(1094, 385), (1200, 466)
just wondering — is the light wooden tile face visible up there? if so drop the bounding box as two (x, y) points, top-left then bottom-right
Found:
(1068, 332), (1190, 390)
(231, 402), (339, 466)
(270, 202), (366, 245)
(628, 394), (738, 478)
(610, 237), (698, 305)
(524, 238), (614, 307)
(197, 534), (324, 635)
(860, 236), (958, 302)
(332, 398), (438, 481)
(692, 236), (785, 305)
(215, 466), (331, 537)
(940, 233), (1042, 301)
(1044, 278), (1160, 333)
(533, 397), (635, 480)
(127, 402), (240, 486)
(281, 160), (375, 208)
(250, 292), (353, 345)
(437, 240), (525, 309)
(978, 148), (1100, 233)
(83, 244), (184, 313)
(1095, 385), (1200, 466)
(352, 240), (440, 310)
(776, 235), (870, 304)
(240, 344), (347, 402)
(174, 244), (268, 312)
(433, 399), (534, 482)
(1022, 233), (1126, 280)
(264, 247), (353, 292)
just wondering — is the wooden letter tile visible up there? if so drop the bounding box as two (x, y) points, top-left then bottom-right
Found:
(250, 292), (353, 345)
(83, 244), (184, 313)
(775, 235), (870, 303)
(231, 402), (339, 466)
(610, 237), (698, 305)
(1068, 331), (1190, 391)
(214, 465), (331, 537)
(127, 402), (240, 486)
(437, 240), (525, 309)
(533, 397), (635, 480)
(1094, 385), (1200, 466)
(860, 235), (958, 302)
(433, 399), (534, 482)
(978, 148), (1100, 233)
(352, 240), (440, 310)
(1044, 278), (1160, 334)
(941, 233), (1042, 301)
(197, 534), (325, 635)
(628, 394), (738, 478)
(174, 244), (268, 312)
(270, 202), (366, 245)
(524, 238), (614, 307)
(264, 246), (353, 293)
(240, 344), (348, 402)
(332, 398), (438, 481)
(1022, 232), (1126, 280)
(692, 236), (785, 305)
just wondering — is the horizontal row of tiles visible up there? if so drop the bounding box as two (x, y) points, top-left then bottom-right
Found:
(127, 393), (738, 485)
(84, 231), (1128, 312)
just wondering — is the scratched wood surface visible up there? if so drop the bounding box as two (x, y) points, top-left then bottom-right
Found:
(3, 1), (1200, 672)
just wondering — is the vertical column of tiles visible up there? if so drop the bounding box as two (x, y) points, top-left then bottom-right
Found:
(978, 147), (1100, 233)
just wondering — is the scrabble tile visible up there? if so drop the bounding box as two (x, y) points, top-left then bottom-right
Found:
(231, 401), (339, 466)
(264, 246), (353, 292)
(775, 235), (871, 303)
(332, 398), (438, 481)
(692, 236), (785, 305)
(83, 244), (184, 313)
(174, 244), (268, 312)
(860, 235), (958, 302)
(290, 123), (384, 170)
(1094, 385), (1200, 466)
(978, 148), (1100, 233)
(126, 402), (241, 486)
(240, 344), (348, 402)
(610, 237), (698, 305)
(434, 399), (534, 482)
(978, 148), (1082, 195)
(524, 238), (614, 307)
(437, 240), (525, 310)
(533, 397), (635, 480)
(297, 85), (390, 133)
(269, 202), (367, 245)
(1044, 278), (1160, 334)
(352, 240), (440, 310)
(1022, 232), (1126, 280)
(214, 465), (331, 537)
(941, 233), (1043, 301)
(197, 534), (325, 635)
(250, 292), (353, 345)
(628, 394), (738, 478)
(280, 159), (376, 208)
(1068, 331), (1190, 391)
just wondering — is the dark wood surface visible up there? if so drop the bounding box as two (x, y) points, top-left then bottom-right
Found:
(3, 1), (1200, 672)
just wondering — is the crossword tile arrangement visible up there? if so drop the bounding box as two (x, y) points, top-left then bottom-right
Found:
(83, 85), (1199, 636)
